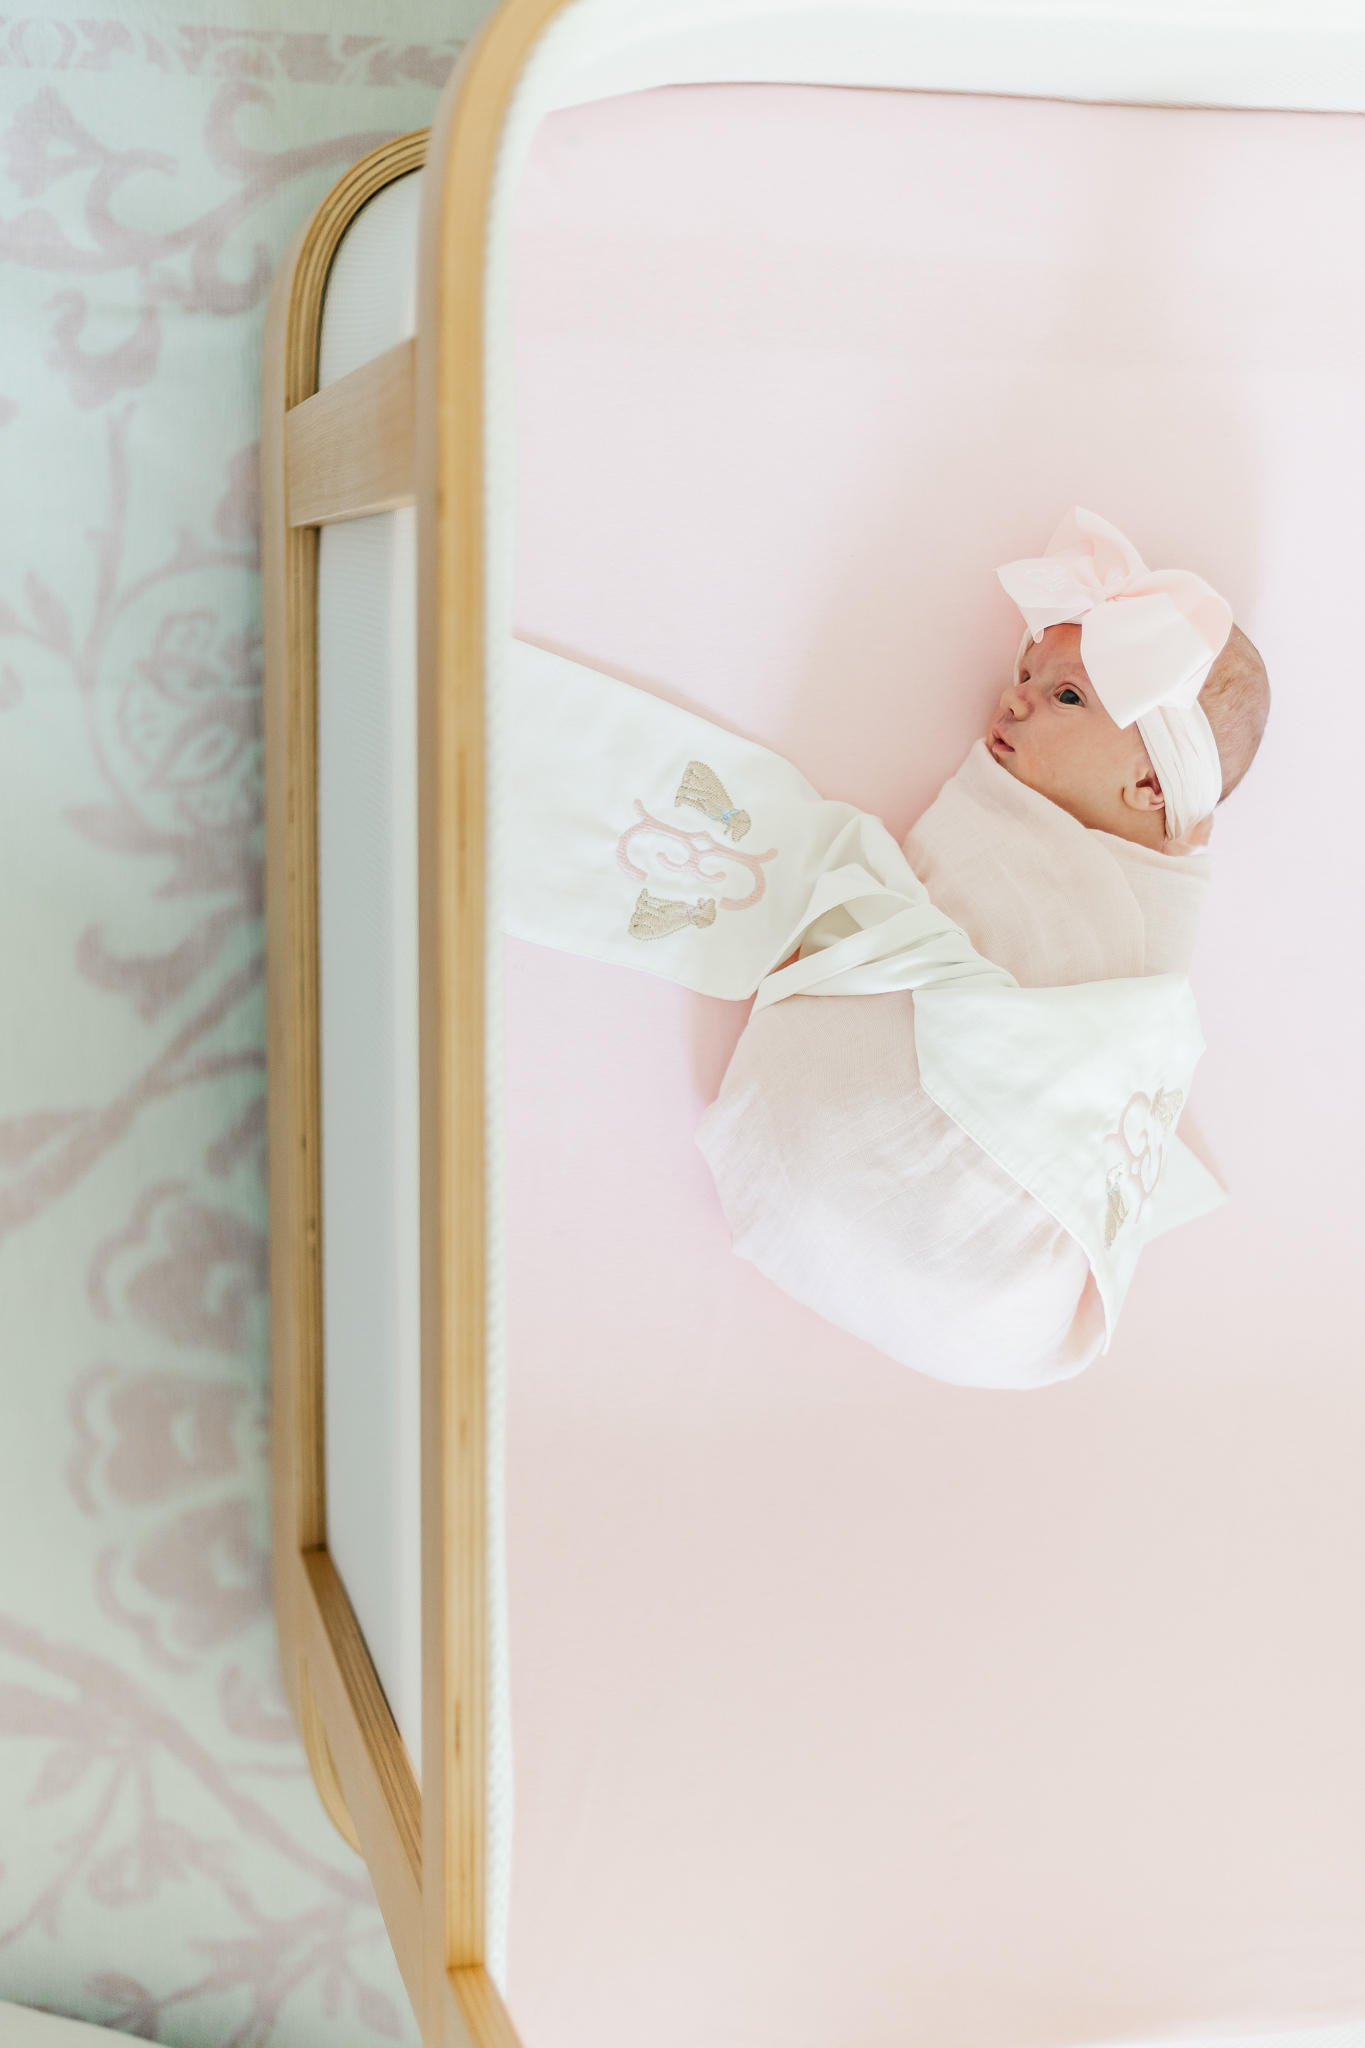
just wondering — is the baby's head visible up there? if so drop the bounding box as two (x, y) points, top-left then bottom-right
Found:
(988, 622), (1269, 850)
(991, 510), (1271, 850)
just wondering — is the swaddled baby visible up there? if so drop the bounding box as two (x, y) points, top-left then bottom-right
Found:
(697, 510), (1270, 1389)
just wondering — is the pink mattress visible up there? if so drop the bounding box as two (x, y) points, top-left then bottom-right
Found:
(505, 83), (1365, 2048)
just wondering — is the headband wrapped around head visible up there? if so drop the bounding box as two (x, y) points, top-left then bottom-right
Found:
(996, 507), (1230, 840)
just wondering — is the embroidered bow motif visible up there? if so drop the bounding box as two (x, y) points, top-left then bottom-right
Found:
(675, 761), (751, 842)
(1149, 1086), (1183, 1133)
(628, 889), (716, 940)
(1103, 1166), (1129, 1251)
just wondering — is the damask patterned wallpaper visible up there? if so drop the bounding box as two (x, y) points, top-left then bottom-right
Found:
(0, 3), (490, 2037)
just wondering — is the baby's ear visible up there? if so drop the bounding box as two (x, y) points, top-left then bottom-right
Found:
(1122, 769), (1165, 815)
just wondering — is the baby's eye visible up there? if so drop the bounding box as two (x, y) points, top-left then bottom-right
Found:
(1057, 687), (1083, 706)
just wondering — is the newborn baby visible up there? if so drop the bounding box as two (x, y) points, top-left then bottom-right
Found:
(696, 510), (1270, 1388)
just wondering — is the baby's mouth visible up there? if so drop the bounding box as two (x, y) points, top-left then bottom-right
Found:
(989, 723), (1015, 755)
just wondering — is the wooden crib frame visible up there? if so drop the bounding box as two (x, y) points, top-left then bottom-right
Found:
(265, 3), (1363, 2041)
(263, 4), (578, 2038)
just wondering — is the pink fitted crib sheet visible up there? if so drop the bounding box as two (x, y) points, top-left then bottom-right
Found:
(504, 82), (1365, 2048)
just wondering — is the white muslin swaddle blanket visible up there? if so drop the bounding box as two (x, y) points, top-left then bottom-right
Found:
(504, 641), (1225, 1382)
(699, 743), (1216, 1386)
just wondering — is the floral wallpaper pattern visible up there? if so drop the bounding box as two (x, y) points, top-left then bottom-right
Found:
(0, 5), (488, 2037)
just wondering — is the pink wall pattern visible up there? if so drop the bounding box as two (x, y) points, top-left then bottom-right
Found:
(0, 7), (488, 2037)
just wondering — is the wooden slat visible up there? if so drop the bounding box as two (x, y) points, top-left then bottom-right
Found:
(263, 215), (327, 1739)
(286, 337), (416, 527)
(445, 1968), (524, 2048)
(417, 8), (568, 2035)
(295, 1629), (362, 1854)
(300, 1549), (423, 2008)
(261, 123), (431, 2029)
(418, 39), (493, 2000)
(266, 136), (428, 1708)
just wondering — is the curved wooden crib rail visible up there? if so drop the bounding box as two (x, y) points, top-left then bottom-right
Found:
(262, 2), (579, 2040)
(262, 120), (429, 2004)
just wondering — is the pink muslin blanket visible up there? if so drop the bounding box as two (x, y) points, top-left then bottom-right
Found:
(696, 742), (1210, 1389)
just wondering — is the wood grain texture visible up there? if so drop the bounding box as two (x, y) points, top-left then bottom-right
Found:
(446, 1967), (525, 2048)
(415, 6), (667, 2039)
(414, 6), (571, 2022)
(296, 1647), (363, 1854)
(286, 338), (417, 527)
(262, 125), (429, 2018)
(263, 213), (324, 1730)
(301, 1550), (424, 2006)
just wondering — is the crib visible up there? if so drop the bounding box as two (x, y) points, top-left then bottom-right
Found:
(261, 3), (1365, 2044)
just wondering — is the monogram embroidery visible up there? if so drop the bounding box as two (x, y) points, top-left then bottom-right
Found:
(675, 760), (751, 842)
(616, 800), (775, 909)
(628, 889), (717, 940)
(1102, 1086), (1185, 1248)
(616, 785), (778, 942)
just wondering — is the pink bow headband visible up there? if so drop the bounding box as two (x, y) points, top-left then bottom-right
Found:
(996, 507), (1230, 839)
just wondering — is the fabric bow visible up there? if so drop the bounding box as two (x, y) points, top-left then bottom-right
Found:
(996, 507), (1231, 840)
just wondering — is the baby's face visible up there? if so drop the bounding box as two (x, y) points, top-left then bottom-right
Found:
(987, 624), (1165, 844)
